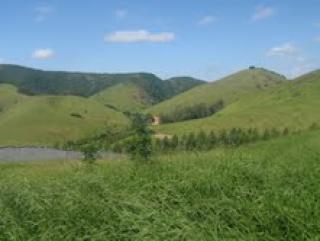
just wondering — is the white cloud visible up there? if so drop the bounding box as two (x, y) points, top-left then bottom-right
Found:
(0, 58), (4, 64)
(32, 49), (55, 60)
(104, 30), (175, 43)
(251, 6), (275, 21)
(115, 9), (127, 19)
(313, 36), (320, 43)
(267, 43), (298, 57)
(34, 5), (54, 22)
(198, 15), (217, 25)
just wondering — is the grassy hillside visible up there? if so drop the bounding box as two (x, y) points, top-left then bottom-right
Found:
(0, 84), (29, 114)
(148, 68), (286, 116)
(163, 76), (206, 98)
(154, 69), (320, 135)
(0, 65), (204, 102)
(1, 129), (319, 240)
(0, 84), (129, 146)
(91, 83), (151, 112)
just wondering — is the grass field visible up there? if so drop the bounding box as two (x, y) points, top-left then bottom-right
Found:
(0, 84), (129, 146)
(1, 129), (319, 240)
(153, 70), (320, 136)
(91, 83), (151, 112)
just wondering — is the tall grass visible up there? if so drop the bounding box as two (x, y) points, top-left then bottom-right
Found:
(1, 131), (320, 240)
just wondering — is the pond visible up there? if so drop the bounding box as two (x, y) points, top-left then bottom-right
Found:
(0, 147), (82, 162)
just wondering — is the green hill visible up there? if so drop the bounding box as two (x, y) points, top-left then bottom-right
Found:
(91, 83), (151, 112)
(0, 65), (204, 104)
(147, 68), (286, 119)
(91, 77), (205, 112)
(154, 69), (320, 135)
(0, 84), (129, 146)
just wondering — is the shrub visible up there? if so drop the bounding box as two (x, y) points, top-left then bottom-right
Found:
(70, 112), (83, 118)
(81, 143), (100, 163)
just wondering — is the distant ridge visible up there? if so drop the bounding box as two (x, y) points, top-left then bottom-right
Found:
(0, 64), (204, 104)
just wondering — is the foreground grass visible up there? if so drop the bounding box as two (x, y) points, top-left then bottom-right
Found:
(1, 131), (320, 240)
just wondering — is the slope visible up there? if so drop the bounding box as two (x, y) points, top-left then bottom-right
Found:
(147, 68), (286, 118)
(0, 84), (129, 146)
(154, 69), (320, 135)
(91, 83), (151, 112)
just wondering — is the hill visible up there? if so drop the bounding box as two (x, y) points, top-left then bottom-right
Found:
(90, 83), (151, 112)
(154, 69), (320, 135)
(147, 68), (286, 121)
(0, 84), (129, 146)
(0, 65), (204, 104)
(91, 77), (205, 112)
(162, 76), (206, 98)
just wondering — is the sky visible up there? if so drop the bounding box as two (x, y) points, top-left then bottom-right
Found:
(0, 0), (319, 80)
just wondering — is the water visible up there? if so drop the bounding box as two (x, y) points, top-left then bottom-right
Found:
(0, 147), (82, 162)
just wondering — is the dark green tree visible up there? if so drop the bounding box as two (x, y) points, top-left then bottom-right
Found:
(186, 132), (197, 150)
(208, 131), (217, 149)
(170, 135), (179, 150)
(127, 113), (153, 161)
(81, 143), (100, 164)
(283, 127), (289, 136)
(263, 129), (271, 140)
(196, 131), (208, 150)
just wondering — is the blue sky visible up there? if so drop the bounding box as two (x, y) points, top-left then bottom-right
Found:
(0, 0), (319, 80)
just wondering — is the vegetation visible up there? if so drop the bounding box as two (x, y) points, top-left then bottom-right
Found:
(160, 100), (224, 123)
(154, 69), (320, 135)
(91, 83), (151, 112)
(0, 84), (129, 146)
(125, 113), (153, 161)
(1, 129), (320, 240)
(154, 127), (293, 152)
(148, 68), (286, 118)
(80, 142), (100, 163)
(0, 64), (204, 102)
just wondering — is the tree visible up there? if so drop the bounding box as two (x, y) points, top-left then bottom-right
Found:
(161, 136), (171, 152)
(218, 130), (227, 145)
(197, 131), (208, 150)
(263, 129), (271, 140)
(186, 132), (196, 150)
(127, 113), (153, 161)
(81, 143), (100, 164)
(208, 131), (217, 149)
(170, 135), (179, 150)
(283, 127), (289, 136)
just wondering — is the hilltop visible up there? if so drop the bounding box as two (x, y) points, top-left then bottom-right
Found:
(148, 67), (286, 121)
(154, 69), (320, 135)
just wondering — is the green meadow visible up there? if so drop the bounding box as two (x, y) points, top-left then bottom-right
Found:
(1, 129), (320, 240)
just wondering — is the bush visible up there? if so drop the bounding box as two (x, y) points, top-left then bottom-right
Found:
(81, 143), (100, 163)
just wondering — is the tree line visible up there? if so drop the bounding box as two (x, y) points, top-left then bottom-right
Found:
(60, 111), (319, 163)
(160, 100), (224, 123)
(154, 127), (290, 152)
